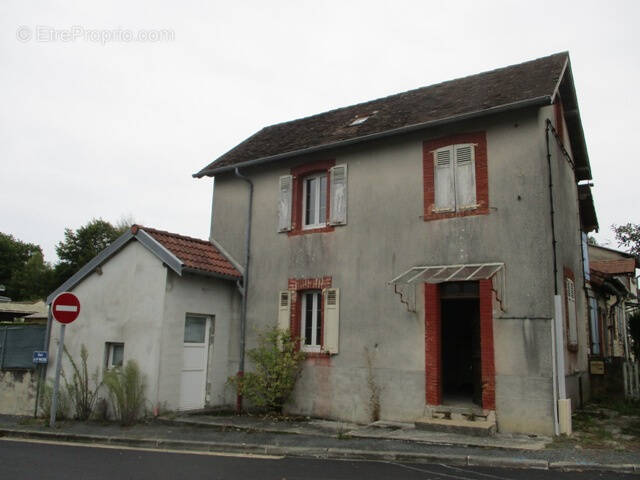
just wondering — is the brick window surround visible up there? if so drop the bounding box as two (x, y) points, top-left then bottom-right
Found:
(289, 159), (336, 236)
(424, 279), (495, 410)
(423, 132), (489, 221)
(288, 276), (332, 355)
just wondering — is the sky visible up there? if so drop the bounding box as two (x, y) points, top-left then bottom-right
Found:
(1, 0), (638, 263)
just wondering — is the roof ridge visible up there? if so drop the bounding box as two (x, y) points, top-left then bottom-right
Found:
(260, 52), (569, 131)
(134, 225), (213, 246)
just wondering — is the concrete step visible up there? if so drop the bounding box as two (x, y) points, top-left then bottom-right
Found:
(415, 417), (497, 437)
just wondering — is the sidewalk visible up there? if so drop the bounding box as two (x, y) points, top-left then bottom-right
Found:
(0, 413), (638, 474)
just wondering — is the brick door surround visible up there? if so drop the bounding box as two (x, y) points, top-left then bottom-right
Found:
(424, 279), (495, 410)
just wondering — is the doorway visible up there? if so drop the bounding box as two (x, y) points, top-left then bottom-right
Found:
(179, 314), (212, 410)
(440, 282), (481, 406)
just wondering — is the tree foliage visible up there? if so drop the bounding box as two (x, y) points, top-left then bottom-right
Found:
(53, 219), (128, 287)
(613, 223), (640, 256)
(228, 328), (305, 413)
(1, 218), (131, 301)
(0, 232), (53, 301)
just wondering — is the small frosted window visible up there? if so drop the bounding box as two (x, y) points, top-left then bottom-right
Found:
(184, 316), (206, 343)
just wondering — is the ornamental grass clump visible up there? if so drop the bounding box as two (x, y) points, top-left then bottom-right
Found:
(103, 359), (147, 425)
(229, 327), (305, 413)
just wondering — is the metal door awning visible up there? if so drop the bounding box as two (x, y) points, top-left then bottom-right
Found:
(388, 263), (506, 310)
(389, 263), (504, 285)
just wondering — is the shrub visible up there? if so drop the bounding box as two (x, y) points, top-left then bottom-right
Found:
(103, 360), (147, 425)
(62, 344), (101, 420)
(228, 327), (305, 413)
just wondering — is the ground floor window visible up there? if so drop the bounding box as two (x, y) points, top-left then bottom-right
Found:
(105, 342), (124, 369)
(301, 290), (322, 352)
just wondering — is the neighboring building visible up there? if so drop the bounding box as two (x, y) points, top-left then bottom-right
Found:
(45, 226), (242, 413)
(195, 52), (598, 435)
(587, 244), (639, 398)
(0, 300), (47, 323)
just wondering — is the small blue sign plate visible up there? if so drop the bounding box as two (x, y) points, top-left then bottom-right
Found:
(33, 351), (48, 364)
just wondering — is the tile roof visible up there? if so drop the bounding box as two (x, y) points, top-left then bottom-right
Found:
(590, 258), (637, 275)
(138, 226), (242, 279)
(196, 52), (569, 176)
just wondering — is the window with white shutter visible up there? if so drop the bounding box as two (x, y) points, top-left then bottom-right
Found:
(433, 143), (477, 213)
(329, 165), (347, 225)
(278, 175), (293, 232)
(434, 147), (455, 211)
(454, 144), (476, 209)
(277, 290), (291, 332)
(566, 278), (578, 346)
(323, 288), (340, 354)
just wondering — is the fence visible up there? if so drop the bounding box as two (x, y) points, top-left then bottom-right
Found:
(0, 324), (46, 369)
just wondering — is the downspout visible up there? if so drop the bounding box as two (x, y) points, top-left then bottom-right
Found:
(234, 167), (253, 412)
(545, 120), (561, 435)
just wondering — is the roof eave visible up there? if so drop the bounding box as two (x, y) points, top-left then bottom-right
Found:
(182, 267), (241, 282)
(194, 95), (551, 178)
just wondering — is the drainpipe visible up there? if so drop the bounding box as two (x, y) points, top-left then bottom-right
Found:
(546, 119), (570, 435)
(234, 167), (253, 412)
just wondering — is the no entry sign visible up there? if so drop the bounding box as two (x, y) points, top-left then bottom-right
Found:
(52, 292), (81, 324)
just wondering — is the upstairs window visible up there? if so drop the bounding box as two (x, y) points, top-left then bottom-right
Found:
(433, 143), (476, 212)
(303, 173), (327, 229)
(278, 161), (347, 234)
(423, 132), (488, 221)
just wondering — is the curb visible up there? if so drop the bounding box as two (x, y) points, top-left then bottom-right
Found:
(1, 428), (639, 474)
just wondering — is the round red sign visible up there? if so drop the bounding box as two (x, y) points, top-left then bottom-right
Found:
(52, 292), (81, 324)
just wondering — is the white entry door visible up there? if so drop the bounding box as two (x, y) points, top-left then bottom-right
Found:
(179, 315), (211, 410)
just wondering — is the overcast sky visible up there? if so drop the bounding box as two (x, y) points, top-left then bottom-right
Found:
(1, 1), (638, 263)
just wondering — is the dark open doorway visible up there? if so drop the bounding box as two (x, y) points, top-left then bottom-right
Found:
(441, 282), (481, 407)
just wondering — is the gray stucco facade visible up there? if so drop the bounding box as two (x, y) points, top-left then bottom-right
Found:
(209, 103), (591, 435)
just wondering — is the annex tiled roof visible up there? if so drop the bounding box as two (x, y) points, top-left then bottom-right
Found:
(590, 258), (637, 276)
(138, 226), (242, 279)
(196, 52), (569, 176)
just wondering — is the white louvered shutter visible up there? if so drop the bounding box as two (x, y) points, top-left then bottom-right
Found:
(329, 164), (347, 225)
(434, 147), (455, 211)
(278, 175), (292, 232)
(566, 278), (578, 345)
(277, 290), (291, 332)
(323, 288), (340, 354)
(454, 144), (476, 209)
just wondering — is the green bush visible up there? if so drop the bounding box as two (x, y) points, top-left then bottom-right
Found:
(228, 327), (305, 413)
(62, 344), (101, 420)
(103, 360), (147, 425)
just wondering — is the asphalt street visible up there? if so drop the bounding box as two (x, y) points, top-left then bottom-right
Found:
(0, 438), (635, 480)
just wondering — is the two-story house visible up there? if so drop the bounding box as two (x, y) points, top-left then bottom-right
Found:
(197, 52), (597, 436)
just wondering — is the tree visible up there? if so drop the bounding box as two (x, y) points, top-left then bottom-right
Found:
(612, 223), (640, 256)
(0, 232), (53, 301)
(53, 219), (128, 286)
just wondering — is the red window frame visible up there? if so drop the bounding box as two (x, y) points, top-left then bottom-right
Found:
(423, 131), (489, 221)
(289, 159), (336, 236)
(288, 276), (332, 356)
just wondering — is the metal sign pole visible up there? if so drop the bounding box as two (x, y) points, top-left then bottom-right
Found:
(49, 323), (66, 428)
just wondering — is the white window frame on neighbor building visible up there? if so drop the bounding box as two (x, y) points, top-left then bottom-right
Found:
(105, 342), (124, 369)
(433, 143), (477, 212)
(301, 290), (323, 352)
(302, 173), (327, 229)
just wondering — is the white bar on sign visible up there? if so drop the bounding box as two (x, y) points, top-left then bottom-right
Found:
(55, 305), (78, 312)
